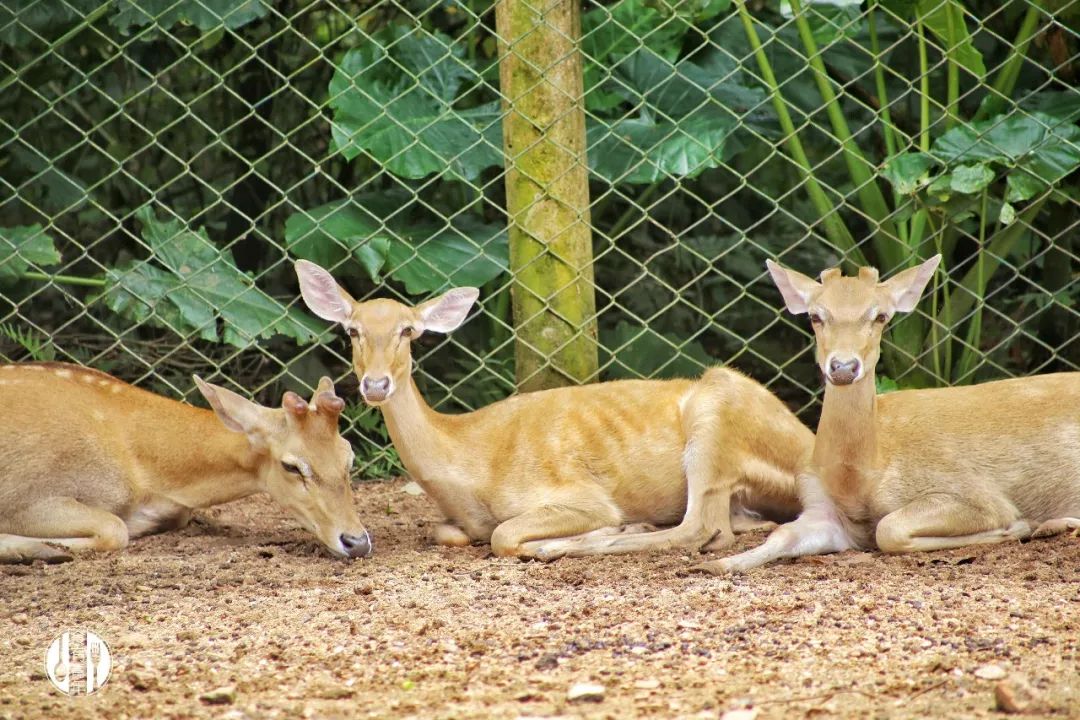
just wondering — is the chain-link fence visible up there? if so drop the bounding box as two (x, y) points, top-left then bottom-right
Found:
(2, 0), (1077, 478)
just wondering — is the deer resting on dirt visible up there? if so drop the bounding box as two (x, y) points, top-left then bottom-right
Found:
(296, 259), (813, 559)
(696, 255), (1080, 574)
(0, 363), (371, 562)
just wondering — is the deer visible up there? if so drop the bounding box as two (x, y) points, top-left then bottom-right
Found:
(0, 362), (372, 563)
(695, 255), (1080, 574)
(294, 259), (814, 560)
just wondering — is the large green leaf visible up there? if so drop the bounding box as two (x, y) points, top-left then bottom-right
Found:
(589, 112), (735, 184)
(950, 163), (995, 194)
(286, 198), (508, 295)
(933, 112), (1080, 199)
(328, 28), (501, 181)
(110, 0), (268, 32)
(601, 321), (711, 379)
(105, 208), (319, 348)
(881, 152), (936, 195)
(0, 225), (61, 282)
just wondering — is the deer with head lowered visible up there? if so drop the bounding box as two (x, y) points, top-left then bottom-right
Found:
(0, 363), (371, 562)
(295, 259), (814, 559)
(697, 255), (1080, 574)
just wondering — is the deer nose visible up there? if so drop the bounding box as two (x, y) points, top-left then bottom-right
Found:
(827, 357), (862, 385)
(340, 530), (372, 559)
(362, 376), (390, 392)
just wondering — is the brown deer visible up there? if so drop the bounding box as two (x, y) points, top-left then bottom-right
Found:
(295, 259), (813, 559)
(697, 255), (1080, 574)
(0, 363), (370, 562)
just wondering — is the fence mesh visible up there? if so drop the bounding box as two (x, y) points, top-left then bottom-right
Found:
(2, 0), (1077, 479)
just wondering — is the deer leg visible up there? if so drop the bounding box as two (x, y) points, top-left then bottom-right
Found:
(489, 501), (622, 558)
(1, 497), (129, 562)
(874, 494), (1030, 553)
(432, 522), (473, 547)
(526, 388), (747, 561)
(1031, 517), (1080, 538)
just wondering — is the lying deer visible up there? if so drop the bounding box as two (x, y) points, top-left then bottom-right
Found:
(696, 255), (1080, 574)
(295, 260), (813, 559)
(0, 363), (371, 562)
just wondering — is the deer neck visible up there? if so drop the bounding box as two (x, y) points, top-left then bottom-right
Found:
(380, 374), (448, 481)
(813, 369), (879, 496)
(135, 403), (265, 509)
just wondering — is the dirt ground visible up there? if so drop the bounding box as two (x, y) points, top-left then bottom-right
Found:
(1, 478), (1077, 720)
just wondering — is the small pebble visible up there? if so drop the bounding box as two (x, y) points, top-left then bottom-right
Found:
(11, 613), (28, 625)
(566, 682), (605, 703)
(974, 664), (1007, 680)
(200, 685), (237, 705)
(634, 679), (661, 690)
(720, 709), (760, 720)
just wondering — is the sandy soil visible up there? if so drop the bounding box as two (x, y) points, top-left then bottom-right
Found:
(1, 478), (1077, 720)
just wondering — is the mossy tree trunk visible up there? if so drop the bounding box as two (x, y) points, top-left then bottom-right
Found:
(496, 0), (598, 392)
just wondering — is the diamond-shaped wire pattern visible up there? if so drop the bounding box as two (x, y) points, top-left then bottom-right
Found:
(1, 0), (1077, 479)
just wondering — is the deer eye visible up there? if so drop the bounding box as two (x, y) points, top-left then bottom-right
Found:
(347, 327), (359, 338)
(281, 461), (302, 475)
(874, 313), (889, 324)
(400, 325), (416, 339)
(809, 313), (824, 326)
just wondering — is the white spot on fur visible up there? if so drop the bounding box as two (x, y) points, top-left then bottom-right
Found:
(54, 369), (72, 379)
(92, 409), (106, 422)
(0, 365), (15, 370)
(110, 384), (122, 394)
(24, 365), (44, 371)
(80, 374), (95, 383)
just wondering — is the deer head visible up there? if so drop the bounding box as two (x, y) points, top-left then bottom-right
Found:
(294, 259), (479, 405)
(194, 376), (371, 558)
(766, 255), (941, 386)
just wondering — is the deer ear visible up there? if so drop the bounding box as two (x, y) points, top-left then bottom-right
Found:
(883, 255), (941, 313)
(295, 260), (355, 324)
(194, 375), (269, 437)
(766, 259), (820, 315)
(417, 287), (479, 334)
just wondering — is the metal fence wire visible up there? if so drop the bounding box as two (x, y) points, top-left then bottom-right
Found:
(2, 0), (1077, 479)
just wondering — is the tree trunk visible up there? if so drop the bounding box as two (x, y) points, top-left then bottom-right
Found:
(496, 0), (598, 392)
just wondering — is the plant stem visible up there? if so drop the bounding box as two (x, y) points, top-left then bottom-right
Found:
(867, 0), (903, 158)
(945, 196), (1048, 325)
(21, 272), (108, 288)
(954, 188), (989, 383)
(973, 3), (1043, 122)
(788, 0), (902, 271)
(944, 1), (960, 130)
(734, 0), (863, 264)
(908, 14), (931, 250)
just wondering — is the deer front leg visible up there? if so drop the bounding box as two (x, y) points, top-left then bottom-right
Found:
(874, 494), (1031, 553)
(1031, 517), (1080, 538)
(0, 497), (129, 563)
(489, 501), (622, 558)
(432, 522), (473, 547)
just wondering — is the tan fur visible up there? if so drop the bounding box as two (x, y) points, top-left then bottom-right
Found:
(295, 261), (813, 559)
(699, 257), (1080, 574)
(0, 362), (369, 563)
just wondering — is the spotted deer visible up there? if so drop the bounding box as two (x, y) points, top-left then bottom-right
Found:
(0, 363), (371, 562)
(295, 259), (813, 559)
(697, 255), (1080, 574)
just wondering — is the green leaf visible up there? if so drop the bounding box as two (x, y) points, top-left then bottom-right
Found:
(875, 375), (900, 394)
(284, 199), (389, 277)
(917, 0), (985, 79)
(328, 28), (501, 181)
(600, 321), (711, 380)
(927, 174), (953, 201)
(0, 0), (103, 46)
(384, 216), (508, 295)
(286, 198), (508, 296)
(588, 112), (735, 184)
(1004, 172), (1046, 203)
(999, 201), (1016, 225)
(105, 208), (320, 348)
(882, 153), (936, 194)
(0, 225), (61, 282)
(110, 0), (268, 32)
(949, 163), (995, 194)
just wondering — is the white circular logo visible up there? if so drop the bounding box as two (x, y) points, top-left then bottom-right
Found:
(44, 630), (112, 696)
